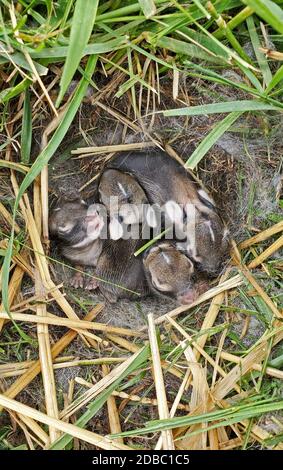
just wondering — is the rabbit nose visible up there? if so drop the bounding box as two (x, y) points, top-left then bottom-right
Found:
(177, 288), (197, 305)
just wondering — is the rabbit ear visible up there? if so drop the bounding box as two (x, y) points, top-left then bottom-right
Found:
(109, 217), (124, 240)
(197, 189), (215, 210)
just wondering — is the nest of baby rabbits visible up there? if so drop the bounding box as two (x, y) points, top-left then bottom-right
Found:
(0, 70), (282, 451)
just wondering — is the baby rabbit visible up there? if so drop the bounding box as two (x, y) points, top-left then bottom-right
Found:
(179, 212), (230, 277)
(98, 168), (157, 239)
(98, 169), (147, 222)
(49, 198), (105, 289)
(96, 238), (149, 303)
(96, 170), (156, 301)
(49, 198), (148, 300)
(106, 149), (230, 276)
(143, 242), (207, 304)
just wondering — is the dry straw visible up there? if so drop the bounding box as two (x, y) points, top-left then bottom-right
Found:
(0, 394), (131, 450)
(102, 364), (124, 445)
(0, 311), (141, 336)
(0, 307), (102, 414)
(59, 349), (145, 420)
(148, 313), (175, 450)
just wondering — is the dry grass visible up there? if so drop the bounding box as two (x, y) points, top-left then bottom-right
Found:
(0, 10), (282, 448)
(1, 157), (282, 448)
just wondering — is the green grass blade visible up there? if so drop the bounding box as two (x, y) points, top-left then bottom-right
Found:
(207, 2), (252, 63)
(163, 99), (283, 116)
(138, 0), (156, 18)
(28, 36), (127, 60)
(185, 112), (243, 169)
(115, 76), (140, 98)
(1, 55), (98, 322)
(243, 0), (283, 34)
(103, 56), (157, 96)
(169, 0), (258, 72)
(56, 0), (99, 106)
(50, 345), (150, 449)
(213, 6), (254, 39)
(0, 78), (31, 104)
(0, 160), (28, 173)
(153, 35), (225, 64)
(96, 0), (166, 21)
(237, 62), (264, 93)
(20, 88), (32, 164)
(176, 26), (231, 60)
(98, 18), (146, 42)
(110, 399), (283, 438)
(134, 228), (171, 257)
(0, 44), (49, 75)
(191, 0), (211, 19)
(265, 64), (283, 94)
(246, 15), (272, 88)
(183, 60), (264, 97)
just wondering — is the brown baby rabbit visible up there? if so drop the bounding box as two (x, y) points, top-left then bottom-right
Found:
(106, 149), (230, 276)
(98, 169), (147, 221)
(97, 171), (152, 301)
(49, 198), (148, 300)
(143, 242), (207, 304)
(178, 211), (230, 277)
(96, 237), (149, 303)
(98, 168), (157, 239)
(49, 198), (105, 288)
